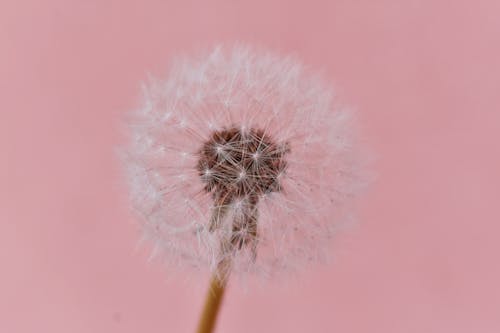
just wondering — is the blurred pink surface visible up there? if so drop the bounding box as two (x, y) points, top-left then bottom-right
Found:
(1, 1), (499, 332)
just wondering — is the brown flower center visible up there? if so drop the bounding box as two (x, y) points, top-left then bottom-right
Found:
(197, 126), (289, 252)
(197, 126), (289, 205)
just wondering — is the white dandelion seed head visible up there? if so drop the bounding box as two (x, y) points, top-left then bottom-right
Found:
(123, 44), (368, 281)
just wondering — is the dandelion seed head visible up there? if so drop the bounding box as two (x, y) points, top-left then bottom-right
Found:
(123, 44), (368, 280)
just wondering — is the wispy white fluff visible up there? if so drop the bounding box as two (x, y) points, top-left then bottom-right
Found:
(123, 44), (367, 280)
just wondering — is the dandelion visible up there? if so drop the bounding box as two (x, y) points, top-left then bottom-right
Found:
(123, 44), (366, 333)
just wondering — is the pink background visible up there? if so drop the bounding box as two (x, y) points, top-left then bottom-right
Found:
(1, 1), (500, 332)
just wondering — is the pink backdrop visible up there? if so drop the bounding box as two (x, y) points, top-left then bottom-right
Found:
(2, 1), (500, 332)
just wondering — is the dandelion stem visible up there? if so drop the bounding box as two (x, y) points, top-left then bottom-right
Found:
(195, 262), (230, 333)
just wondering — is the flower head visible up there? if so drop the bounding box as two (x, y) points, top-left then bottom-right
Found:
(124, 45), (366, 280)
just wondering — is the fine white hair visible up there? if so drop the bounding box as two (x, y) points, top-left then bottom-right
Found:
(123, 44), (367, 280)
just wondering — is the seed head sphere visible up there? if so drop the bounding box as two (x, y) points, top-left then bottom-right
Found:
(124, 45), (366, 279)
